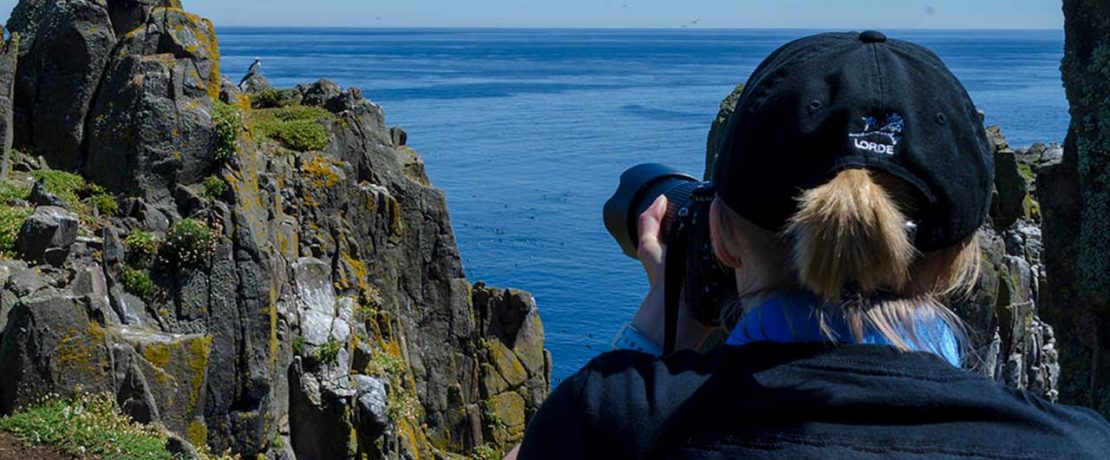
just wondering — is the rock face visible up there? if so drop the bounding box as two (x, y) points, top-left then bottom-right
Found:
(1043, 0), (1110, 418)
(0, 1), (549, 458)
(14, 206), (78, 262)
(704, 83), (744, 180)
(0, 31), (17, 178)
(8, 0), (118, 170)
(84, 5), (220, 200)
(706, 89), (1060, 400)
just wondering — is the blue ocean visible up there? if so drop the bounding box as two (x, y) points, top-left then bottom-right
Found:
(217, 28), (1067, 383)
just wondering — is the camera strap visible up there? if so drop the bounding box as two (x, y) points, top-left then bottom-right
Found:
(663, 215), (689, 355)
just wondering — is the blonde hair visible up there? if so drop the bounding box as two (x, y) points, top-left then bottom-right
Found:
(711, 169), (979, 359)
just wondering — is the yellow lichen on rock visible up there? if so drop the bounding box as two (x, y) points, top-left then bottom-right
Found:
(303, 153), (341, 188)
(143, 342), (172, 369)
(188, 419), (208, 448)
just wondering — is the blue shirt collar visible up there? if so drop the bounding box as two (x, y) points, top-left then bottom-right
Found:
(725, 289), (961, 367)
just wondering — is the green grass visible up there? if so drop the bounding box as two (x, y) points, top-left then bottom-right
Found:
(159, 219), (216, 268)
(91, 191), (119, 216)
(31, 170), (85, 206)
(0, 178), (30, 203)
(121, 266), (155, 300)
(0, 393), (173, 460)
(0, 176), (34, 257)
(212, 100), (243, 161)
(8, 170), (118, 225)
(0, 205), (33, 257)
(251, 105), (336, 151)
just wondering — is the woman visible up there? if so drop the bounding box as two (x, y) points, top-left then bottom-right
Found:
(512, 31), (1110, 459)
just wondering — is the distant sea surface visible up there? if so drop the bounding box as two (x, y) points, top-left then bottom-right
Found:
(218, 28), (1067, 383)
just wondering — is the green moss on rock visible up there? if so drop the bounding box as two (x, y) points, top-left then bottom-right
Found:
(252, 105), (336, 151)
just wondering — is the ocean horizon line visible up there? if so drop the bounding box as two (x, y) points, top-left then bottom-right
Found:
(213, 25), (1063, 33)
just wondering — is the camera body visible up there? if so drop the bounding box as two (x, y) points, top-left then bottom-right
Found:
(603, 163), (736, 329)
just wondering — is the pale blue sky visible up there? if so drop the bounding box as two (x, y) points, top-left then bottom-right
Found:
(1, 0), (1063, 29)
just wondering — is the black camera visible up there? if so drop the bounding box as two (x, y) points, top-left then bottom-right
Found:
(603, 163), (736, 352)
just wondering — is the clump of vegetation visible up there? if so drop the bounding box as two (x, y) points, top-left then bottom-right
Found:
(201, 175), (228, 201)
(292, 336), (306, 356)
(121, 267), (155, 300)
(159, 219), (217, 268)
(32, 169), (85, 205)
(314, 338), (344, 365)
(252, 105), (336, 151)
(90, 190), (119, 216)
(251, 89), (292, 109)
(387, 393), (421, 424)
(366, 350), (406, 377)
(20, 170), (117, 221)
(0, 393), (174, 460)
(212, 100), (244, 161)
(125, 230), (160, 268)
(483, 404), (508, 430)
(0, 206), (33, 257)
(0, 178), (30, 204)
(0, 178), (33, 257)
(472, 444), (500, 460)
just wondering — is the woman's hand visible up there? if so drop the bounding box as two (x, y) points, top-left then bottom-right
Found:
(637, 195), (669, 285)
(631, 195), (717, 351)
(631, 196), (669, 346)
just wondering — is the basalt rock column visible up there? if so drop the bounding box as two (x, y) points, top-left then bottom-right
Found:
(1041, 0), (1110, 417)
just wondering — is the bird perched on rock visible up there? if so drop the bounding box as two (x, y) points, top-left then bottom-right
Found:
(239, 57), (263, 91)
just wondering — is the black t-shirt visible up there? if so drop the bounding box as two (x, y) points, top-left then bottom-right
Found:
(519, 343), (1110, 459)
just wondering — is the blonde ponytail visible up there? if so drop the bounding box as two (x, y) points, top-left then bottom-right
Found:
(710, 168), (980, 358)
(787, 169), (915, 300)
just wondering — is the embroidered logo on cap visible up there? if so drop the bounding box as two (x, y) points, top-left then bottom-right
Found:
(849, 113), (904, 155)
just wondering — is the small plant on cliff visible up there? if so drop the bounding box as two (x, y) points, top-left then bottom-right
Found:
(201, 175), (229, 201)
(160, 219), (217, 268)
(0, 393), (173, 460)
(90, 190), (119, 216)
(292, 336), (306, 356)
(472, 444), (500, 460)
(366, 350), (405, 377)
(212, 100), (243, 161)
(314, 338), (344, 365)
(121, 266), (155, 300)
(483, 404), (508, 430)
(387, 393), (421, 424)
(125, 230), (160, 268)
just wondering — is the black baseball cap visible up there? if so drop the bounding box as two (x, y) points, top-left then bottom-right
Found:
(712, 31), (993, 252)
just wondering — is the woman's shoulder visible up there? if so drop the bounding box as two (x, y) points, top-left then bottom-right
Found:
(571, 347), (725, 400)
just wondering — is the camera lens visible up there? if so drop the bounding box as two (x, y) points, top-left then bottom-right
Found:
(603, 163), (699, 259)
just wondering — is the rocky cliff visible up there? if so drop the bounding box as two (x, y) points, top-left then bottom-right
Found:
(1045, 0), (1110, 418)
(0, 1), (549, 459)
